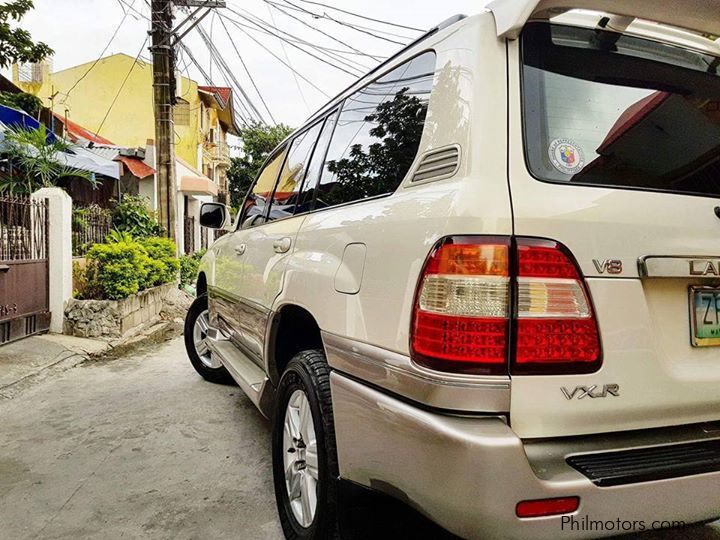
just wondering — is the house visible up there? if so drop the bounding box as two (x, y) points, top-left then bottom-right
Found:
(13, 55), (240, 252)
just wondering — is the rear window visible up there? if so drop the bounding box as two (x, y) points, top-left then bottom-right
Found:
(521, 22), (720, 197)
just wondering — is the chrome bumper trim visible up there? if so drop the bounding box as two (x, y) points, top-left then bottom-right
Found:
(321, 331), (510, 413)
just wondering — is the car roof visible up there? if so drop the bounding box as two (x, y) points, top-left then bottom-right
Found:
(487, 0), (720, 39)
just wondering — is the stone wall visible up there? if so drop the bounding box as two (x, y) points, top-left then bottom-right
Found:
(64, 283), (176, 338)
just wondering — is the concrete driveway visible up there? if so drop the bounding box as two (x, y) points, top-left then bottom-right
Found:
(0, 336), (718, 539)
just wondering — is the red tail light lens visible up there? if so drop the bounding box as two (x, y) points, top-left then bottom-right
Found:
(516, 497), (579, 518)
(513, 239), (601, 374)
(411, 237), (510, 375)
(410, 236), (602, 376)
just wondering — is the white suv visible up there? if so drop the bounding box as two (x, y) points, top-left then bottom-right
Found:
(184, 2), (720, 538)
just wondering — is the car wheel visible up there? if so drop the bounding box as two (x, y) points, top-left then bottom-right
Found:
(273, 350), (340, 539)
(183, 295), (233, 384)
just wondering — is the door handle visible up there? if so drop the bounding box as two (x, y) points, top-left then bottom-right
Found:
(234, 244), (246, 256)
(273, 237), (292, 254)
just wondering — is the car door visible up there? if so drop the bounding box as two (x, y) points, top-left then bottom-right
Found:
(212, 145), (287, 355)
(229, 119), (329, 360)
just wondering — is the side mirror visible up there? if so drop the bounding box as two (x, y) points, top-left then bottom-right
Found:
(200, 202), (231, 230)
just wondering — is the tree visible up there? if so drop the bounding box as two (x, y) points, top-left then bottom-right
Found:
(0, 90), (42, 117)
(0, 125), (94, 194)
(228, 122), (293, 209)
(0, 0), (52, 69)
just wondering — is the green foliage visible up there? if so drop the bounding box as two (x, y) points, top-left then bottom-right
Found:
(0, 1), (52, 69)
(179, 249), (206, 286)
(0, 90), (42, 117)
(82, 241), (149, 300)
(105, 229), (134, 244)
(0, 125), (95, 195)
(139, 236), (180, 286)
(80, 235), (179, 300)
(110, 195), (164, 238)
(228, 122), (293, 208)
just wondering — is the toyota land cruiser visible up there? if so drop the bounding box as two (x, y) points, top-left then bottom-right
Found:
(184, 2), (720, 538)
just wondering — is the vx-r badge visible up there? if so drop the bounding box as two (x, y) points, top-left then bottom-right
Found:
(561, 384), (620, 400)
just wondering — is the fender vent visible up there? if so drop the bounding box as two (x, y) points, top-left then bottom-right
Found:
(410, 146), (460, 183)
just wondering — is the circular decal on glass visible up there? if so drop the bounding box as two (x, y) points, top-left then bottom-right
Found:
(548, 138), (585, 175)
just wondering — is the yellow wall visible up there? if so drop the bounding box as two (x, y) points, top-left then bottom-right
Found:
(16, 54), (202, 168)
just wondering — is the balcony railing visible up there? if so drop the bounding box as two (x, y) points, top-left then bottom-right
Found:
(203, 140), (231, 167)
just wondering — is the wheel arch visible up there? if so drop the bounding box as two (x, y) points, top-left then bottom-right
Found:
(266, 303), (326, 386)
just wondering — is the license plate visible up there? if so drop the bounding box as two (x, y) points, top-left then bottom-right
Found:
(690, 287), (720, 347)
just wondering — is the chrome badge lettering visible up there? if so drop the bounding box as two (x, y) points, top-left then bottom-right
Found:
(593, 259), (623, 274)
(689, 260), (720, 277)
(561, 384), (620, 400)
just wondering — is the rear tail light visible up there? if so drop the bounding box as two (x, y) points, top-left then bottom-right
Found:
(411, 237), (510, 375)
(411, 237), (601, 375)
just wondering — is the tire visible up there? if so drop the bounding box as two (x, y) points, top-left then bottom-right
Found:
(273, 350), (340, 540)
(183, 295), (233, 384)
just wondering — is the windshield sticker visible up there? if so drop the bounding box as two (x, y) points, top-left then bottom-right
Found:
(549, 138), (585, 175)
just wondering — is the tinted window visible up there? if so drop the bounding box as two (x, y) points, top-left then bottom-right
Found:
(296, 110), (338, 213)
(521, 23), (720, 197)
(267, 121), (324, 221)
(241, 146), (287, 224)
(314, 51), (436, 209)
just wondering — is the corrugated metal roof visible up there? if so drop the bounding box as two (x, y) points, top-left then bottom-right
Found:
(53, 113), (114, 145)
(116, 155), (155, 179)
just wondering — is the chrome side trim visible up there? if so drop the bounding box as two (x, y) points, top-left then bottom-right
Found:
(639, 255), (720, 278)
(322, 331), (510, 412)
(207, 328), (274, 418)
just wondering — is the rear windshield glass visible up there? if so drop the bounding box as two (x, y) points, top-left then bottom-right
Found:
(521, 22), (720, 197)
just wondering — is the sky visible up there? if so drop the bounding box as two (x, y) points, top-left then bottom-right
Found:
(15, 0), (489, 127)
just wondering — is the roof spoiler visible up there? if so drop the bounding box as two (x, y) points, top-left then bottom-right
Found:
(488, 0), (720, 39)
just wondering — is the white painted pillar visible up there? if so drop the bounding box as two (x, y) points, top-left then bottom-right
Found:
(32, 187), (72, 334)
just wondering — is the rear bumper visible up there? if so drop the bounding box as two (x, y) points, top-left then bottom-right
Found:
(330, 372), (720, 540)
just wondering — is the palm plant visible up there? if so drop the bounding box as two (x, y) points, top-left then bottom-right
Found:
(0, 124), (96, 194)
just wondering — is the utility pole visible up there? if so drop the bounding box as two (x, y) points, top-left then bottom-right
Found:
(150, 0), (177, 242)
(149, 0), (226, 248)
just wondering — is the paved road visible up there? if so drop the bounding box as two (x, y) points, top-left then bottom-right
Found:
(1, 336), (719, 540)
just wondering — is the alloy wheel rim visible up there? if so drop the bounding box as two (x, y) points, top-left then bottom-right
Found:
(283, 389), (319, 528)
(193, 310), (220, 368)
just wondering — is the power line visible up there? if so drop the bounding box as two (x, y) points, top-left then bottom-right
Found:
(62, 3), (135, 102)
(317, 10), (406, 45)
(217, 15), (277, 124)
(194, 20), (265, 124)
(261, 0), (381, 65)
(264, 2), (311, 114)
(219, 14), (330, 98)
(290, 0), (424, 32)
(263, 1), (373, 72)
(225, 7), (364, 76)
(95, 36), (149, 137)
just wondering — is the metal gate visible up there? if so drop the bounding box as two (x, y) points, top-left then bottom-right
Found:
(0, 195), (50, 344)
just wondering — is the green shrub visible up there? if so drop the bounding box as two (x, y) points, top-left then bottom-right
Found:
(111, 196), (164, 238)
(82, 241), (150, 300)
(180, 249), (206, 286)
(139, 237), (180, 286)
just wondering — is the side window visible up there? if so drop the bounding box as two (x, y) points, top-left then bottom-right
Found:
(267, 120), (324, 221)
(314, 51), (436, 210)
(295, 110), (338, 214)
(240, 146), (287, 226)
